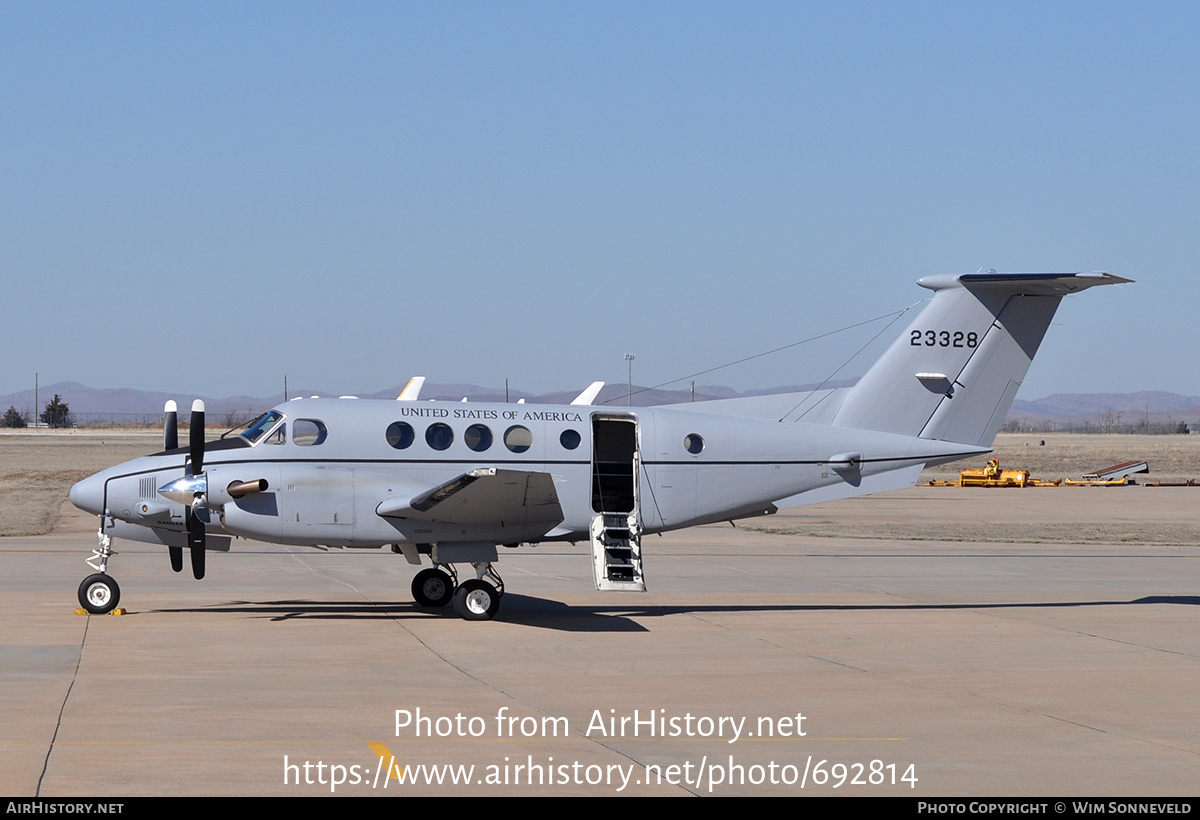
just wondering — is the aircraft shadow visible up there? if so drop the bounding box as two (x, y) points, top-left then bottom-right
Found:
(148, 594), (1200, 633)
(151, 595), (648, 632)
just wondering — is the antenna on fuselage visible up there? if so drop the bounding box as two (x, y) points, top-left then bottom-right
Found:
(397, 376), (426, 401)
(571, 381), (605, 406)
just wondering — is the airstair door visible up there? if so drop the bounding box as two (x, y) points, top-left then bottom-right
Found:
(589, 415), (645, 591)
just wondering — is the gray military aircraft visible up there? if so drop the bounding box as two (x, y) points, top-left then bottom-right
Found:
(69, 272), (1127, 620)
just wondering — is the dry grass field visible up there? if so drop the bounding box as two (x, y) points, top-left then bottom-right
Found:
(749, 433), (1200, 546)
(3, 429), (1198, 542)
(0, 430), (159, 536)
(921, 432), (1200, 485)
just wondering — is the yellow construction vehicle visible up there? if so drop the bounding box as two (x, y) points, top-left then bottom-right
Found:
(927, 459), (1062, 487)
(957, 459), (1029, 487)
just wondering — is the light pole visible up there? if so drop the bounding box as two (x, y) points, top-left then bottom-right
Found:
(625, 353), (635, 406)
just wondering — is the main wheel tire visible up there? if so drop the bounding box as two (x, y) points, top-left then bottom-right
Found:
(78, 573), (120, 614)
(411, 568), (454, 607)
(452, 579), (500, 621)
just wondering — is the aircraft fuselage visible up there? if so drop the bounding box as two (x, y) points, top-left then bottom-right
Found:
(71, 397), (983, 550)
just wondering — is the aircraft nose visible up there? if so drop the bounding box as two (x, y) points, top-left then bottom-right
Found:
(69, 472), (105, 516)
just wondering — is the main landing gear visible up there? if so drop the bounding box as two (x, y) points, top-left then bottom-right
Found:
(78, 528), (121, 614)
(411, 562), (504, 621)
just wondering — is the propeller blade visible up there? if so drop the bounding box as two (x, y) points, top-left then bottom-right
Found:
(190, 543), (205, 579)
(186, 506), (206, 580)
(164, 401), (178, 451)
(169, 545), (183, 573)
(189, 399), (205, 475)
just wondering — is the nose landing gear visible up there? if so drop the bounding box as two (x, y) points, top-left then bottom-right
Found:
(78, 527), (121, 614)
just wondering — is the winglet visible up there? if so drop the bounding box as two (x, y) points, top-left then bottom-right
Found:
(571, 381), (605, 406)
(397, 376), (426, 401)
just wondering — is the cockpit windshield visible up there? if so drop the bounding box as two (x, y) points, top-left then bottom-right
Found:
(236, 410), (285, 444)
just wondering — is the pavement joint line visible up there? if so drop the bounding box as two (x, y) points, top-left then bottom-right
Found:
(37, 615), (88, 797)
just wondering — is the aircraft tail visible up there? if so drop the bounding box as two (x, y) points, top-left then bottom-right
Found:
(831, 272), (1129, 447)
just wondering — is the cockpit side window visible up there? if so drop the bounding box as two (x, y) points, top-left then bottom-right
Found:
(238, 411), (285, 444)
(264, 424), (286, 445)
(293, 419), (328, 446)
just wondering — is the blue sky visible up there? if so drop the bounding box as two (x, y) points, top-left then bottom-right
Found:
(2, 2), (1194, 400)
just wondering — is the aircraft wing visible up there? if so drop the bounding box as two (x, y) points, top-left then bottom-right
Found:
(375, 468), (565, 532)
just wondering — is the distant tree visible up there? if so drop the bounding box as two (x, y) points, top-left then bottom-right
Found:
(41, 394), (71, 428)
(2, 406), (26, 428)
(1177, 421), (1190, 435)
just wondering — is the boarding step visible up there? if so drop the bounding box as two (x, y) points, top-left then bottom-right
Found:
(589, 513), (646, 592)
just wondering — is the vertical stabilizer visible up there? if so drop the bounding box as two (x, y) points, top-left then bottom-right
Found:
(832, 272), (1128, 446)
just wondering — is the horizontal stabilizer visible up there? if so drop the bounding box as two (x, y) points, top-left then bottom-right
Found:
(774, 463), (926, 508)
(951, 271), (1131, 295)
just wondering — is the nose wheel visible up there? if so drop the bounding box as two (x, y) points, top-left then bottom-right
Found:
(78, 573), (120, 614)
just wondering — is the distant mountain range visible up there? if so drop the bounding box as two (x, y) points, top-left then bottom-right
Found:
(1009, 391), (1200, 419)
(0, 380), (851, 422)
(3, 381), (1200, 426)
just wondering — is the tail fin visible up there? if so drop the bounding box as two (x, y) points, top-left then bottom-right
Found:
(832, 272), (1129, 446)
